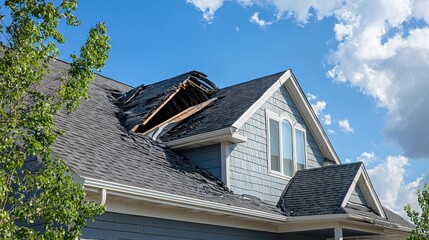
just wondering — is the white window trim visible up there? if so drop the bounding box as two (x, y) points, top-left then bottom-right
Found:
(266, 109), (307, 179)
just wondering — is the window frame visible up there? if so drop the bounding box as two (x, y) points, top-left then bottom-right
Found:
(266, 109), (307, 179)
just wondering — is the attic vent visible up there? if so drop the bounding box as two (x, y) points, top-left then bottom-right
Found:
(115, 71), (218, 139)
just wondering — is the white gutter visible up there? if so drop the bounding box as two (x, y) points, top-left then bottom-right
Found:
(164, 127), (247, 149)
(286, 214), (349, 222)
(83, 177), (412, 233)
(349, 214), (413, 233)
(83, 177), (285, 223)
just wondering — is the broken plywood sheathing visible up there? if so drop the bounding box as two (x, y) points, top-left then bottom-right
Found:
(114, 71), (218, 137)
(144, 97), (219, 139)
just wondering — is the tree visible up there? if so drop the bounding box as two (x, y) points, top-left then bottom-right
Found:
(405, 183), (429, 240)
(0, 0), (110, 238)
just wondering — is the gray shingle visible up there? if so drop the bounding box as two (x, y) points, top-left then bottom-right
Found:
(48, 61), (280, 215)
(161, 71), (286, 141)
(277, 162), (413, 228)
(277, 162), (362, 217)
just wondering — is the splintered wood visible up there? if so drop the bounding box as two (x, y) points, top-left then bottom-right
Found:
(129, 71), (218, 138)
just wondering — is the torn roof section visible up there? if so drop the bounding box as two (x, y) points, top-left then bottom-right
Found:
(115, 71), (218, 136)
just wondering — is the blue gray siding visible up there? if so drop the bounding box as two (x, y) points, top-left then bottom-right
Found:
(349, 185), (368, 206)
(83, 212), (282, 240)
(179, 144), (222, 180)
(229, 85), (325, 203)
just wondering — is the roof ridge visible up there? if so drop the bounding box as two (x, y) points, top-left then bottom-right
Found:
(295, 162), (362, 173)
(219, 70), (288, 91)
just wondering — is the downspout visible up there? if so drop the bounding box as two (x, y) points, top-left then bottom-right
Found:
(100, 188), (107, 206)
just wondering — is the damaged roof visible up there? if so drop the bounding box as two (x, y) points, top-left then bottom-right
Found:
(161, 71), (286, 141)
(50, 61), (280, 215)
(113, 69), (285, 142)
(48, 60), (411, 228)
(115, 71), (218, 135)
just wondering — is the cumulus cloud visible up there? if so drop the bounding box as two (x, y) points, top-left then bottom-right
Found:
(186, 0), (223, 23)
(356, 151), (376, 165)
(338, 119), (354, 133)
(249, 12), (272, 27)
(187, 0), (429, 159)
(311, 101), (326, 116)
(322, 114), (332, 125)
(326, 1), (429, 159)
(367, 155), (423, 217)
(327, 129), (335, 135)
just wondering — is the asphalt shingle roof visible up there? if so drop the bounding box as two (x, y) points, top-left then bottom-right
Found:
(115, 71), (212, 131)
(47, 60), (411, 229)
(50, 60), (280, 215)
(278, 162), (362, 217)
(161, 70), (286, 141)
(278, 162), (413, 228)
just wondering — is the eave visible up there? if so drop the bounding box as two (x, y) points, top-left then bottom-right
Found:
(164, 127), (247, 150)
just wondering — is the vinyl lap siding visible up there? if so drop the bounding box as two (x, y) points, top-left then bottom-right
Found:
(82, 212), (281, 240)
(229, 86), (324, 203)
(179, 144), (222, 180)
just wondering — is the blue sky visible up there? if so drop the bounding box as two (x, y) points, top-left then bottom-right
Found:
(56, 0), (429, 216)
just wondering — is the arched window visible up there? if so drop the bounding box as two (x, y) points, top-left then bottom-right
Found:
(267, 111), (307, 177)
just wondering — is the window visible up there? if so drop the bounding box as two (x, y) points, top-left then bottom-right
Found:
(267, 111), (306, 177)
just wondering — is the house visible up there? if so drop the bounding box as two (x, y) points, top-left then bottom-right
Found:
(49, 60), (413, 240)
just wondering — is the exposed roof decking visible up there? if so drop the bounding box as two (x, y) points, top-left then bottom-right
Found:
(160, 71), (286, 141)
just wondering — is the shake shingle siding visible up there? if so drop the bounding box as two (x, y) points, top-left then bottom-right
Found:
(229, 85), (324, 203)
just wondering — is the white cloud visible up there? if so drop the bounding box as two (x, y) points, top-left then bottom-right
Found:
(327, 129), (335, 135)
(306, 92), (317, 101)
(367, 155), (423, 218)
(186, 0), (223, 23)
(356, 151), (375, 165)
(345, 158), (351, 163)
(249, 12), (272, 27)
(311, 101), (326, 116)
(187, 0), (429, 159)
(338, 119), (354, 133)
(235, 26), (240, 32)
(326, 1), (429, 159)
(322, 114), (332, 125)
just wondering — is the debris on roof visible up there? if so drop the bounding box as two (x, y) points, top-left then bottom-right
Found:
(114, 71), (218, 138)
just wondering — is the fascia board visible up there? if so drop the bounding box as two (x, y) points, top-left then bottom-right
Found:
(83, 177), (286, 223)
(341, 165), (386, 219)
(165, 127), (247, 149)
(286, 73), (340, 164)
(232, 70), (292, 129)
(341, 167), (363, 208)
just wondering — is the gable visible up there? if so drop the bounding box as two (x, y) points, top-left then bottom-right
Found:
(277, 162), (386, 219)
(231, 70), (339, 164)
(348, 184), (368, 206)
(342, 166), (386, 218)
(227, 83), (326, 203)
